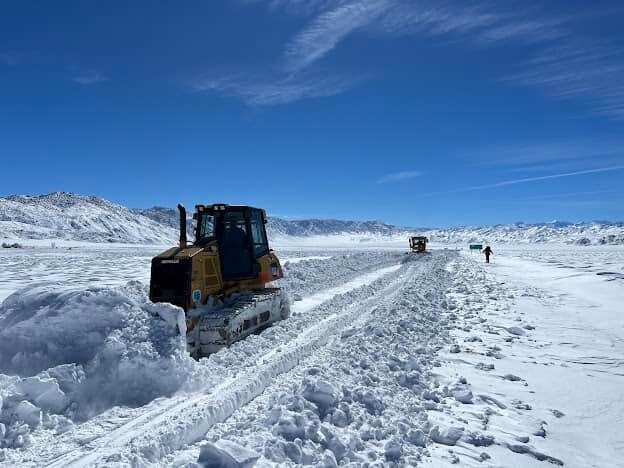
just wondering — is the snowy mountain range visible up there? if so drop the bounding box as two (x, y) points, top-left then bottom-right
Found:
(135, 206), (410, 239)
(0, 193), (177, 244)
(1, 192), (623, 245)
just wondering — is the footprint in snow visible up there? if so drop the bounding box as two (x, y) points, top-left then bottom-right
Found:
(506, 326), (526, 336)
(534, 422), (547, 438)
(506, 443), (563, 466)
(512, 400), (532, 410)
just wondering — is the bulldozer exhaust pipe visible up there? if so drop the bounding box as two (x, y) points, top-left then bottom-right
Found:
(178, 203), (187, 248)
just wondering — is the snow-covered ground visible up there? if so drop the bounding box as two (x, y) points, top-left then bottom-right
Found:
(429, 249), (624, 467)
(0, 245), (161, 303)
(1, 243), (623, 466)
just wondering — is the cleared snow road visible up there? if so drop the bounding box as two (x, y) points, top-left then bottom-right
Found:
(39, 258), (414, 467)
(166, 251), (456, 466)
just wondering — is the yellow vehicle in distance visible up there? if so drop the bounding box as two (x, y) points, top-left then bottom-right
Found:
(409, 236), (428, 253)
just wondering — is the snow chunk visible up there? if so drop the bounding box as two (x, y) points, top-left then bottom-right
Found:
(302, 380), (339, 414)
(453, 388), (474, 404)
(144, 301), (186, 336)
(407, 428), (427, 447)
(17, 376), (69, 413)
(384, 438), (402, 461)
(331, 408), (349, 428)
(46, 364), (85, 395)
(274, 413), (306, 441)
(320, 450), (338, 468)
(324, 431), (347, 461)
(12, 401), (41, 427)
(198, 439), (260, 468)
(353, 389), (384, 414)
(430, 425), (464, 446)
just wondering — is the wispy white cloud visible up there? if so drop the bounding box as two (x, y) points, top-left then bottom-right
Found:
(424, 165), (624, 197)
(506, 39), (624, 119)
(467, 165), (624, 191)
(0, 52), (20, 66)
(475, 18), (567, 45)
(281, 1), (567, 72)
(280, 1), (624, 116)
(186, 71), (366, 105)
(479, 189), (619, 207)
(242, 0), (349, 16)
(70, 70), (106, 86)
(372, 2), (498, 39)
(190, 1), (380, 105)
(466, 140), (624, 173)
(225, 1), (624, 114)
(282, 0), (391, 73)
(377, 170), (422, 184)
(518, 189), (617, 201)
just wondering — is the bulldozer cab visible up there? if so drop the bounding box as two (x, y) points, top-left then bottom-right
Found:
(409, 236), (428, 253)
(195, 204), (270, 281)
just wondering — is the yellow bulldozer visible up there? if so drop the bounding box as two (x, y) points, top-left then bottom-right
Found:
(409, 235), (428, 253)
(149, 203), (288, 357)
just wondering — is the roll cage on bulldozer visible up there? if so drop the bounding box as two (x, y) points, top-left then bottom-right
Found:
(193, 204), (277, 287)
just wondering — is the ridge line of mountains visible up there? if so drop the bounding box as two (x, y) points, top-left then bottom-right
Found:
(1, 192), (623, 245)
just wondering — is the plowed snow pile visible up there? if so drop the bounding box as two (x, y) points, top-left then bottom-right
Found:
(0, 282), (192, 449)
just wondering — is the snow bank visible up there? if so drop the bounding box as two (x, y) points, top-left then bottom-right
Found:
(277, 250), (403, 298)
(0, 281), (193, 449)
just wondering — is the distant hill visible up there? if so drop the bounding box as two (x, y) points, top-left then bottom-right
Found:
(0, 192), (177, 244)
(422, 222), (624, 246)
(1, 192), (623, 246)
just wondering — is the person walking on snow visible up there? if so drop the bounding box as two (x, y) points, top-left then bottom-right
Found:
(482, 245), (493, 264)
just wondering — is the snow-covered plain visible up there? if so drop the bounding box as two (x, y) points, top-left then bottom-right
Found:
(1, 241), (623, 467)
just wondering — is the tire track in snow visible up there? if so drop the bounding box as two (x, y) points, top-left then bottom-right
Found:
(171, 252), (455, 466)
(290, 264), (401, 314)
(44, 260), (414, 467)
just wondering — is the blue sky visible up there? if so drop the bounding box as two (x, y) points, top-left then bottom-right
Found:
(1, 1), (623, 226)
